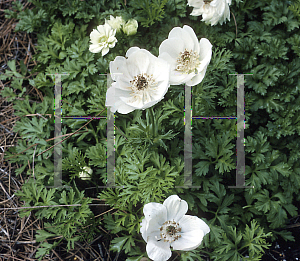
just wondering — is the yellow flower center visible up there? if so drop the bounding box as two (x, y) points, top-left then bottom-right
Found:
(175, 49), (200, 74)
(136, 75), (148, 90)
(156, 220), (182, 243)
(130, 73), (157, 91)
(129, 73), (158, 104)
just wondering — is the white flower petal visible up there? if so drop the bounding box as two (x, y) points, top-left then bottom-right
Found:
(222, 3), (231, 22)
(146, 239), (172, 261)
(190, 9), (202, 16)
(183, 25), (200, 53)
(188, 0), (231, 26)
(126, 49), (153, 77)
(150, 82), (169, 101)
(125, 46), (140, 57)
(168, 26), (195, 51)
(163, 195), (188, 222)
(159, 38), (185, 61)
(158, 53), (187, 85)
(129, 49), (152, 74)
(89, 44), (103, 53)
(157, 52), (176, 70)
(105, 82), (118, 106)
(109, 56), (127, 81)
(145, 57), (170, 97)
(140, 218), (148, 242)
(172, 230), (205, 251)
(116, 103), (135, 114)
(90, 30), (101, 43)
(102, 47), (109, 56)
(108, 38), (117, 48)
(120, 93), (143, 108)
(140, 97), (164, 110)
(149, 62), (170, 84)
(96, 24), (104, 34)
(111, 83), (131, 97)
(143, 202), (167, 223)
(105, 15), (124, 32)
(198, 38), (213, 68)
(141, 215), (164, 243)
(105, 83), (134, 114)
(115, 78), (131, 91)
(185, 67), (207, 86)
(188, 0), (202, 8)
(109, 58), (133, 85)
(171, 215), (210, 251)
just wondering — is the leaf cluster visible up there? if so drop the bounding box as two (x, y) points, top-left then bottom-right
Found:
(15, 179), (96, 260)
(127, 0), (169, 27)
(212, 220), (272, 261)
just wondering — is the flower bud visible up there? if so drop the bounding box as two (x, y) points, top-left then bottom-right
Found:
(122, 19), (138, 36)
(78, 166), (93, 180)
(105, 15), (125, 33)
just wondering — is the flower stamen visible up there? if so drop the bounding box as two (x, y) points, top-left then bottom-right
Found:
(129, 73), (158, 104)
(130, 73), (157, 91)
(175, 48), (200, 74)
(156, 220), (182, 243)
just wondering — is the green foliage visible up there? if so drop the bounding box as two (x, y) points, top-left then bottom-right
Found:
(252, 189), (297, 229)
(15, 179), (96, 260)
(127, 0), (169, 27)
(193, 130), (236, 175)
(0, 60), (27, 102)
(61, 146), (99, 182)
(3, 1), (23, 18)
(125, 107), (180, 153)
(213, 220), (272, 261)
(99, 145), (179, 209)
(14, 8), (48, 33)
(288, 0), (300, 22)
(4, 0), (300, 260)
(179, 249), (205, 261)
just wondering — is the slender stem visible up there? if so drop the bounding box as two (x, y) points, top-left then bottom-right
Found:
(231, 11), (238, 38)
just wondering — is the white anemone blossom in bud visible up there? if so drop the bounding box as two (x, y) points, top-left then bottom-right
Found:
(105, 47), (170, 114)
(78, 166), (93, 180)
(158, 25), (212, 87)
(105, 15), (125, 33)
(140, 195), (210, 261)
(89, 23), (117, 56)
(122, 19), (138, 36)
(188, 0), (231, 26)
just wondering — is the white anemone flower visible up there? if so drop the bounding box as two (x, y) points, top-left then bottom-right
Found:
(188, 0), (231, 26)
(140, 195), (210, 261)
(89, 23), (117, 56)
(105, 47), (170, 114)
(158, 25), (212, 87)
